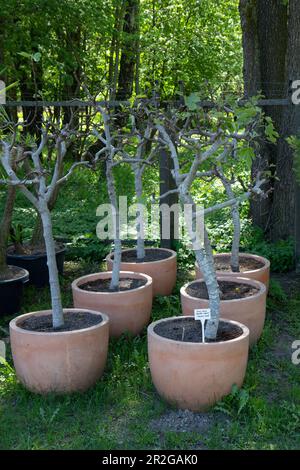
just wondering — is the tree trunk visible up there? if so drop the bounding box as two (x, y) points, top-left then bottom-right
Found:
(116, 0), (140, 100)
(40, 202), (64, 328)
(269, 0), (300, 241)
(183, 194), (220, 340)
(133, 164), (145, 259)
(239, 0), (288, 235)
(106, 157), (121, 290)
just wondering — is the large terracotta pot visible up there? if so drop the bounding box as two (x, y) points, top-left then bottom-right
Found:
(106, 248), (177, 296)
(10, 309), (109, 394)
(72, 271), (153, 337)
(148, 316), (249, 411)
(195, 253), (270, 290)
(181, 276), (267, 346)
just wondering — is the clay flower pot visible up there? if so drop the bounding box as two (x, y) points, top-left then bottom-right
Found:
(148, 316), (249, 411)
(106, 248), (177, 296)
(10, 309), (109, 394)
(181, 276), (267, 346)
(195, 253), (270, 290)
(72, 271), (153, 337)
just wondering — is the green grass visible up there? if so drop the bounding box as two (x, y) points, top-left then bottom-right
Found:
(0, 262), (299, 450)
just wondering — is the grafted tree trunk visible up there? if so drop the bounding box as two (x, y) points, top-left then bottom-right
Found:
(116, 0), (140, 100)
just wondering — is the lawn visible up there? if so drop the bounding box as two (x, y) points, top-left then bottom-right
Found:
(0, 259), (299, 450)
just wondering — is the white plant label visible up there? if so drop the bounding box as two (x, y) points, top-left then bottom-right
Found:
(194, 309), (211, 343)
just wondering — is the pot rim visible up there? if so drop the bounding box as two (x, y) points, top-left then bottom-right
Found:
(148, 315), (249, 346)
(71, 270), (153, 295)
(7, 243), (66, 260)
(106, 247), (177, 265)
(181, 276), (266, 304)
(0, 266), (29, 285)
(9, 308), (109, 336)
(195, 252), (270, 274)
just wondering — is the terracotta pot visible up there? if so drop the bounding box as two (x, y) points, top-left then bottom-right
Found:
(10, 309), (109, 394)
(195, 253), (270, 290)
(148, 316), (249, 411)
(181, 276), (267, 346)
(72, 271), (153, 337)
(106, 248), (177, 296)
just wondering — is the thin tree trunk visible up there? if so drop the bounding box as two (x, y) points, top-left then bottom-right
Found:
(217, 170), (241, 272)
(106, 158), (121, 290)
(183, 194), (220, 340)
(40, 202), (64, 328)
(133, 164), (145, 259)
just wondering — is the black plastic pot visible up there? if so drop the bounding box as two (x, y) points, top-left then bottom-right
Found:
(7, 245), (66, 288)
(0, 267), (29, 316)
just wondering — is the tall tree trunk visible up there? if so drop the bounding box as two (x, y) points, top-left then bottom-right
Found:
(239, 0), (288, 234)
(269, 0), (300, 241)
(116, 0), (140, 100)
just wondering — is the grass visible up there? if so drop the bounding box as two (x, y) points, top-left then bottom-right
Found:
(0, 261), (299, 450)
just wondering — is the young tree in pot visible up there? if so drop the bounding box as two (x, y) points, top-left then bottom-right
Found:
(72, 105), (153, 337)
(197, 164), (271, 288)
(105, 105), (177, 297)
(147, 99), (272, 410)
(1, 121), (109, 394)
(5, 112), (85, 287)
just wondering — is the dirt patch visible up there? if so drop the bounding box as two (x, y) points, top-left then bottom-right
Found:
(79, 277), (147, 292)
(186, 280), (259, 301)
(0, 265), (27, 282)
(154, 318), (243, 343)
(112, 248), (173, 263)
(213, 255), (264, 272)
(272, 272), (300, 296)
(19, 311), (103, 333)
(150, 409), (230, 449)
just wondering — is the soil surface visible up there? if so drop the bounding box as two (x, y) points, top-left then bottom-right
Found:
(154, 318), (243, 343)
(79, 277), (147, 292)
(213, 254), (264, 272)
(19, 311), (103, 332)
(7, 242), (65, 257)
(112, 248), (173, 263)
(0, 265), (27, 282)
(186, 280), (259, 300)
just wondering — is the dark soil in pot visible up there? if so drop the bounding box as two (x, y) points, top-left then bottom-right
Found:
(154, 318), (243, 343)
(186, 280), (259, 301)
(78, 277), (147, 292)
(112, 248), (173, 263)
(214, 255), (264, 272)
(19, 311), (103, 333)
(7, 242), (66, 288)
